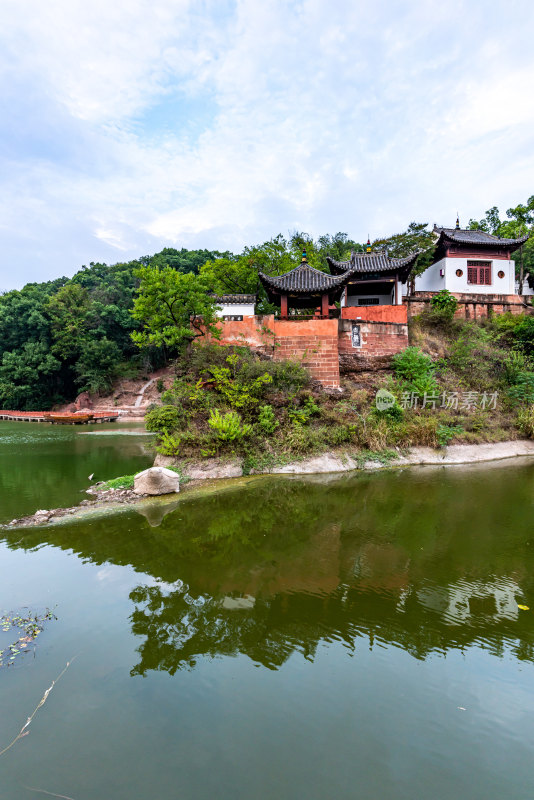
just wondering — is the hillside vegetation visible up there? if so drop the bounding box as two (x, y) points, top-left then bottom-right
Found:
(144, 309), (534, 469)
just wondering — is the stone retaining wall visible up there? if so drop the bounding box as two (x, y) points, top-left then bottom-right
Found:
(405, 291), (531, 320)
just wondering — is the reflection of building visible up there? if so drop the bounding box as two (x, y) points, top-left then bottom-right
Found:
(416, 579), (522, 625)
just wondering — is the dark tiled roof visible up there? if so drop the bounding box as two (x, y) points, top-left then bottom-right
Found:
(211, 294), (256, 304)
(327, 251), (419, 275)
(434, 226), (528, 249)
(259, 262), (350, 294)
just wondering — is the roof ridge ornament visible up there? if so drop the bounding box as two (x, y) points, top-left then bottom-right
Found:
(301, 248), (307, 263)
(366, 235), (371, 254)
(455, 214), (460, 230)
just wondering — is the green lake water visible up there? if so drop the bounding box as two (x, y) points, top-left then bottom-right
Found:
(1, 421), (534, 799)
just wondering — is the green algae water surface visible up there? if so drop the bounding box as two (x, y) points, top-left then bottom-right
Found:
(0, 419), (153, 522)
(1, 422), (534, 799)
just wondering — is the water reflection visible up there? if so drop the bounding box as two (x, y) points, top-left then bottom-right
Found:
(3, 461), (534, 674)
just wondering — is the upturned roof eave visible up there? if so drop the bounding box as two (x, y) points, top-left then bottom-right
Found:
(435, 227), (529, 250)
(258, 264), (351, 294)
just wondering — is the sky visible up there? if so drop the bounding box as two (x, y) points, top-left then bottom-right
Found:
(1, 0), (534, 290)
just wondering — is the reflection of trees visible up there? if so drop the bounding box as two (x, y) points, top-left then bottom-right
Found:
(3, 463), (534, 674)
(129, 578), (534, 676)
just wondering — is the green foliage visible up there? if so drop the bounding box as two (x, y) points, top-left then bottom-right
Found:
(131, 266), (221, 351)
(74, 337), (121, 393)
(240, 357), (309, 394)
(508, 372), (534, 405)
(209, 361), (272, 411)
(288, 395), (320, 426)
(430, 289), (458, 318)
(516, 406), (534, 438)
(391, 346), (438, 394)
(0, 341), (62, 410)
(157, 431), (182, 456)
(156, 378), (165, 392)
(208, 409), (252, 441)
(503, 350), (531, 384)
(436, 424), (464, 448)
(512, 316), (534, 358)
(145, 405), (182, 433)
(373, 402), (404, 422)
(257, 404), (279, 435)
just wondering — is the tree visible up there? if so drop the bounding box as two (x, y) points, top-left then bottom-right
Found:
(130, 266), (221, 352)
(46, 283), (91, 359)
(468, 196), (534, 292)
(74, 337), (122, 394)
(372, 221), (436, 279)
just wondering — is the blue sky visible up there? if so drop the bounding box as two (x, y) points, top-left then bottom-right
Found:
(1, 0), (534, 289)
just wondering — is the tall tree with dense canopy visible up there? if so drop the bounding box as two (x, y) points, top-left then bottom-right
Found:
(131, 267), (221, 352)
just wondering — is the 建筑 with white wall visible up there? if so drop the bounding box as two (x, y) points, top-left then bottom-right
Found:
(415, 257), (516, 295)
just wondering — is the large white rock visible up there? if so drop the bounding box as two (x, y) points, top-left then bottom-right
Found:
(133, 467), (180, 496)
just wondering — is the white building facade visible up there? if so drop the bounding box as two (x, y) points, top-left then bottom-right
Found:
(414, 225), (529, 296)
(212, 294), (256, 320)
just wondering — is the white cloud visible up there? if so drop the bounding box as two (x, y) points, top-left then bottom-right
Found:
(1, 0), (534, 288)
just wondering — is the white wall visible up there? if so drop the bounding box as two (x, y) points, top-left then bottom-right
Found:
(415, 257), (516, 295)
(414, 260), (445, 292)
(215, 302), (256, 317)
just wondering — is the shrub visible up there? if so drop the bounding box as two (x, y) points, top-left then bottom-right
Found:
(156, 378), (165, 392)
(145, 405), (181, 433)
(257, 404), (279, 435)
(392, 346), (439, 395)
(508, 372), (534, 405)
(430, 289), (458, 318)
(517, 405), (534, 438)
(209, 364), (272, 411)
(208, 409), (252, 441)
(503, 350), (531, 384)
(288, 395), (320, 426)
(392, 347), (435, 383)
(436, 424), (464, 448)
(513, 316), (534, 358)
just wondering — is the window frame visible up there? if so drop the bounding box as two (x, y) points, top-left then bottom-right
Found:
(467, 260), (492, 286)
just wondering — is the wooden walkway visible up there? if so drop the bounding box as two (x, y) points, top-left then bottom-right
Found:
(0, 411), (120, 424)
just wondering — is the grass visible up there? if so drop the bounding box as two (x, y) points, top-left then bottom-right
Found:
(100, 474), (135, 490)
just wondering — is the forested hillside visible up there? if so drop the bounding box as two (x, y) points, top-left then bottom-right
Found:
(1, 197), (532, 411)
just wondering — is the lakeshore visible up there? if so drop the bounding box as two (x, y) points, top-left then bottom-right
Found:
(5, 438), (534, 528)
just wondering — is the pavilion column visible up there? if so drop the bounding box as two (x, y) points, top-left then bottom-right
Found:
(280, 294), (288, 318)
(321, 293), (329, 317)
(394, 274), (399, 305)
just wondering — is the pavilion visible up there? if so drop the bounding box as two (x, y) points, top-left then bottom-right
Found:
(326, 248), (419, 307)
(259, 251), (353, 318)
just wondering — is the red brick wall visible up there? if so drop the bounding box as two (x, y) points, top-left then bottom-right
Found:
(201, 312), (411, 385)
(338, 319), (409, 355)
(341, 305), (407, 323)
(405, 292), (531, 319)
(272, 319), (340, 388)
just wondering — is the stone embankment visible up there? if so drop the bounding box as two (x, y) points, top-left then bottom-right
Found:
(155, 440), (534, 479)
(5, 441), (534, 529)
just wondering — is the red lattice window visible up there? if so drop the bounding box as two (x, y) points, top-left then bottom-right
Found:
(467, 260), (492, 285)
